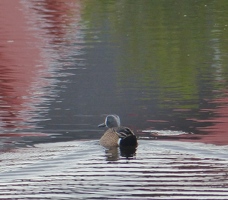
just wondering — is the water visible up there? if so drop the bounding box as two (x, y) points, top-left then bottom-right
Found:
(0, 0), (228, 199)
(0, 140), (227, 199)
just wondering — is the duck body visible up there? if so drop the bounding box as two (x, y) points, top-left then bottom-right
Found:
(98, 115), (137, 148)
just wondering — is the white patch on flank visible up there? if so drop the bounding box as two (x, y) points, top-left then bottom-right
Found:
(118, 138), (121, 146)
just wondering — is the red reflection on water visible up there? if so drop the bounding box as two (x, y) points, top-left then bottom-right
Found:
(181, 95), (228, 145)
(0, 0), (82, 136)
(143, 96), (228, 145)
(33, 0), (82, 42)
(0, 0), (44, 131)
(196, 96), (228, 145)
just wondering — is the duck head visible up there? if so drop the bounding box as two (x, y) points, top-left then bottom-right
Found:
(98, 114), (121, 128)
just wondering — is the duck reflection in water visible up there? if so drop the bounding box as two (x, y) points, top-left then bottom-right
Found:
(105, 146), (137, 161)
(98, 115), (138, 160)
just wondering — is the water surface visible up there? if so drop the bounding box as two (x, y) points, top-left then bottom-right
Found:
(0, 0), (228, 199)
(0, 140), (227, 199)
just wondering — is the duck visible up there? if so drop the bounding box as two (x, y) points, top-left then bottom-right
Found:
(98, 114), (138, 148)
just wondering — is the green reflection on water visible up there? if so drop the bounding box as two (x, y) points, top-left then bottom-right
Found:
(81, 0), (228, 110)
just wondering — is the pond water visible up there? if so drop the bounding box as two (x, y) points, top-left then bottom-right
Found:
(0, 0), (228, 199)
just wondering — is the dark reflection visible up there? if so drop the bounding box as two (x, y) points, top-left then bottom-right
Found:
(105, 146), (137, 161)
(120, 146), (137, 158)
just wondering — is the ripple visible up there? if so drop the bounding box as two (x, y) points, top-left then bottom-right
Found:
(0, 140), (227, 199)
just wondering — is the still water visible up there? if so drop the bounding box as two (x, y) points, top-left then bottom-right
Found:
(0, 0), (228, 199)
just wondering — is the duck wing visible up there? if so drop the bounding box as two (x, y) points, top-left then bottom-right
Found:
(114, 127), (135, 138)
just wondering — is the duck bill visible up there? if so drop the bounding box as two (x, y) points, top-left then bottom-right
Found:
(98, 123), (106, 127)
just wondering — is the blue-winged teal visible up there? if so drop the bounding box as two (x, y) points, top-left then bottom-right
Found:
(98, 115), (138, 147)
